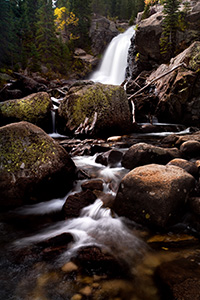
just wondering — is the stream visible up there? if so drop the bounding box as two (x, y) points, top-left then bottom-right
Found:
(1, 128), (200, 300)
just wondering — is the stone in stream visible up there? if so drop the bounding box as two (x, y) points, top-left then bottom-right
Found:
(122, 142), (181, 170)
(95, 149), (123, 167)
(63, 190), (97, 218)
(0, 121), (76, 209)
(113, 164), (195, 229)
(72, 246), (129, 277)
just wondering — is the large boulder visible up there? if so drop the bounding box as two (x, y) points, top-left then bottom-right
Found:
(0, 92), (52, 132)
(148, 41), (200, 127)
(113, 164), (195, 228)
(122, 142), (181, 170)
(0, 122), (76, 209)
(57, 83), (133, 138)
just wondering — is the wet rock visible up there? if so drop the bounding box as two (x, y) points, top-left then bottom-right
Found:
(37, 233), (74, 248)
(63, 190), (97, 218)
(95, 149), (123, 167)
(113, 164), (195, 228)
(81, 179), (104, 192)
(167, 158), (199, 179)
(0, 121), (76, 209)
(180, 140), (200, 159)
(72, 246), (127, 277)
(62, 261), (78, 273)
(122, 142), (181, 170)
(57, 83), (133, 138)
(155, 255), (200, 300)
(0, 92), (52, 132)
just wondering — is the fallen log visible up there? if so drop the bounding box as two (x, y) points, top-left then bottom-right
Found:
(128, 63), (187, 101)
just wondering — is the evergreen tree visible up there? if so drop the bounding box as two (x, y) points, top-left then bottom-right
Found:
(70, 0), (92, 47)
(160, 0), (181, 58)
(0, 0), (11, 67)
(35, 0), (60, 71)
(20, 0), (40, 69)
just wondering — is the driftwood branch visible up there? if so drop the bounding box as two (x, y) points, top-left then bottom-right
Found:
(75, 112), (98, 136)
(128, 62), (187, 101)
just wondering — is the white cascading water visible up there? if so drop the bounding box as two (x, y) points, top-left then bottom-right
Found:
(90, 26), (135, 85)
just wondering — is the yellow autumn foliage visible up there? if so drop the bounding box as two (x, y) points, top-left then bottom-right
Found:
(54, 7), (79, 39)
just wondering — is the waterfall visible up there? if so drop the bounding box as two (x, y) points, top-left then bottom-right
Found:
(90, 26), (135, 85)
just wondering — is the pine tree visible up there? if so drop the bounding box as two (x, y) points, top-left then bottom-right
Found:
(160, 0), (181, 59)
(70, 0), (92, 47)
(35, 0), (60, 71)
(20, 0), (40, 70)
(0, 0), (11, 67)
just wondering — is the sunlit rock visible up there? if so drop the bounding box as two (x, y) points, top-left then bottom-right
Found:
(113, 164), (195, 228)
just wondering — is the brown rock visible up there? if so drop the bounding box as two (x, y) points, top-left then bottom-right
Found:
(167, 158), (199, 178)
(113, 164), (195, 228)
(0, 122), (76, 209)
(63, 190), (97, 218)
(122, 142), (181, 170)
(81, 179), (104, 191)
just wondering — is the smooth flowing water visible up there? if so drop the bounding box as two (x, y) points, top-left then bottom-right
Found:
(90, 27), (135, 85)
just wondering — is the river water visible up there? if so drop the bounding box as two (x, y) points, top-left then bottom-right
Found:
(1, 131), (199, 300)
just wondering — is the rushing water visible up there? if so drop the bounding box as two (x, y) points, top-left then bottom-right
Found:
(1, 134), (200, 300)
(90, 27), (135, 85)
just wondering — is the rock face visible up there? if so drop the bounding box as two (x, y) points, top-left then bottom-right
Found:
(0, 92), (52, 132)
(148, 41), (200, 127)
(89, 15), (119, 56)
(0, 122), (76, 209)
(129, 2), (200, 78)
(122, 143), (181, 170)
(113, 164), (195, 228)
(57, 83), (133, 138)
(134, 12), (163, 72)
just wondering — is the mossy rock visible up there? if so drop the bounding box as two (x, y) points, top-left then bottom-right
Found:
(0, 122), (76, 209)
(57, 83), (133, 137)
(0, 92), (52, 132)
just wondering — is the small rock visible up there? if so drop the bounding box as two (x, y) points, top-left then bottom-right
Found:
(62, 261), (78, 273)
(79, 286), (92, 296)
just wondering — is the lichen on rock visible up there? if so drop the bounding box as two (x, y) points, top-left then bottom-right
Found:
(0, 92), (52, 132)
(0, 121), (76, 209)
(57, 83), (133, 137)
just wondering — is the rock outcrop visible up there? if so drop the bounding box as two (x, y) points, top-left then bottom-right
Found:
(0, 122), (76, 209)
(89, 15), (119, 56)
(0, 92), (53, 132)
(128, 1), (200, 78)
(57, 82), (133, 138)
(113, 164), (195, 228)
(149, 41), (200, 127)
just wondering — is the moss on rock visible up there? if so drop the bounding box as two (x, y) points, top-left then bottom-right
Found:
(0, 122), (76, 209)
(58, 83), (133, 137)
(0, 92), (52, 132)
